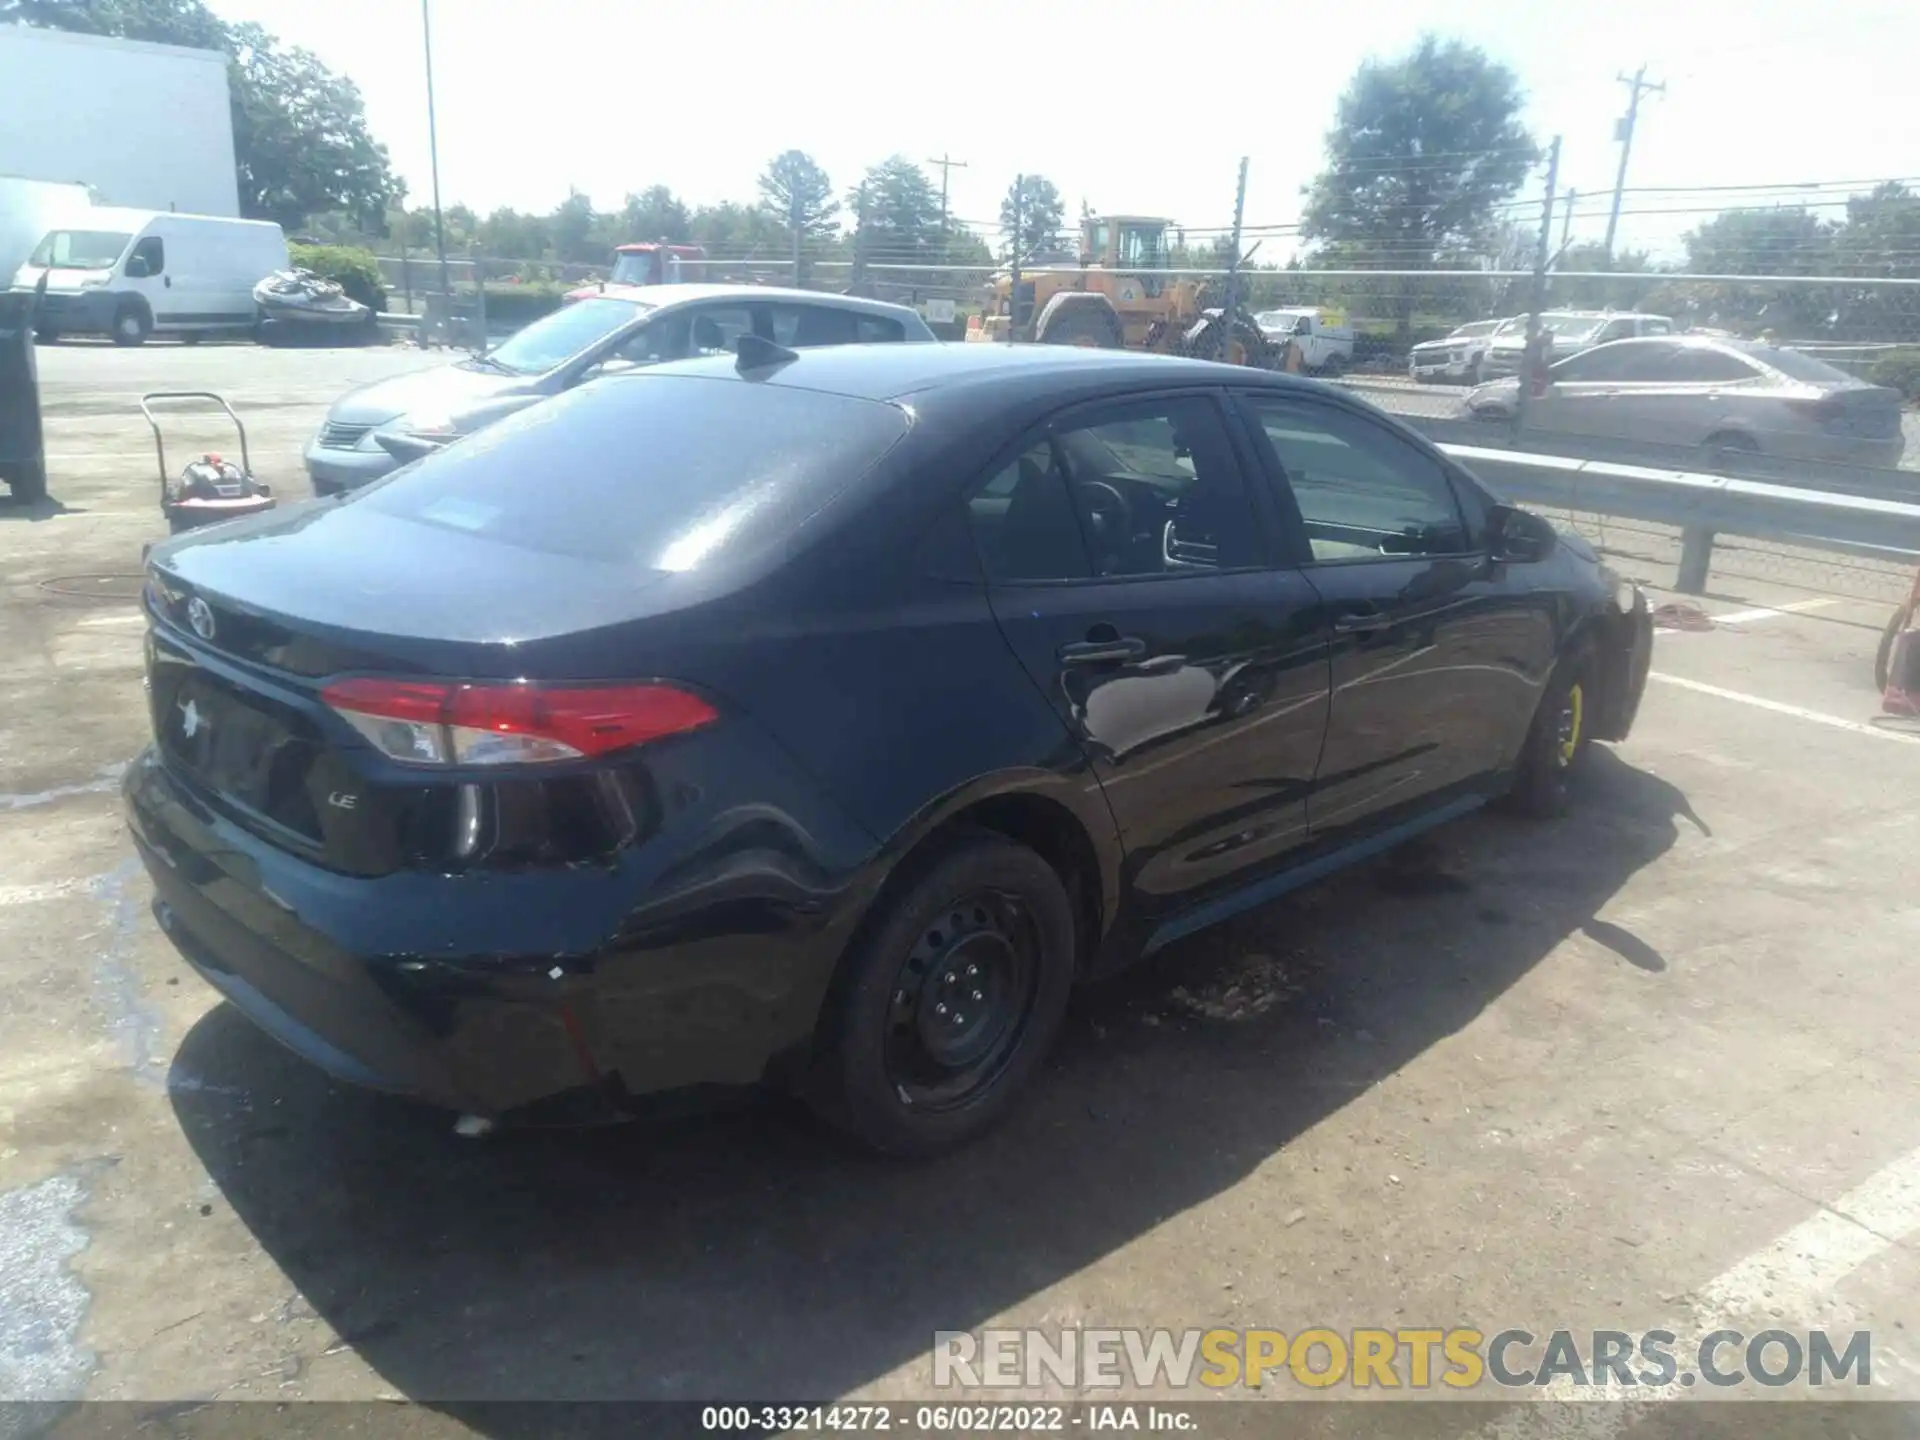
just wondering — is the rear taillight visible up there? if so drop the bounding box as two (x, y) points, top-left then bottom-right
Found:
(320, 678), (716, 766)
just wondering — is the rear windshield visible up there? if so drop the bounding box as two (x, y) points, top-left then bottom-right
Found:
(1745, 345), (1856, 386)
(355, 374), (910, 570)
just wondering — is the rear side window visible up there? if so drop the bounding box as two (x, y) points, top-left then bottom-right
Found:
(1654, 348), (1762, 384)
(1747, 345), (1856, 385)
(357, 376), (909, 570)
(856, 314), (906, 342)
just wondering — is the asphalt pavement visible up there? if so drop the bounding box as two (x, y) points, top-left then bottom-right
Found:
(4, 342), (1920, 1436)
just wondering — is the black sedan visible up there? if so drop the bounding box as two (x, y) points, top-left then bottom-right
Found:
(127, 343), (1653, 1156)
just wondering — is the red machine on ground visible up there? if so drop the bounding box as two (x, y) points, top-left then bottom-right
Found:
(1879, 570), (1920, 714)
(563, 242), (707, 304)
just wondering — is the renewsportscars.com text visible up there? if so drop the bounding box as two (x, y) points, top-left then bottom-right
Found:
(933, 1327), (1873, 1391)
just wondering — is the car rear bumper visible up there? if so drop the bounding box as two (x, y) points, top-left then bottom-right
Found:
(303, 440), (399, 496)
(124, 745), (852, 1120)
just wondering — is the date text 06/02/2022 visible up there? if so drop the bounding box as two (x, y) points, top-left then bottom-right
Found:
(699, 1404), (1195, 1432)
(932, 1327), (1875, 1391)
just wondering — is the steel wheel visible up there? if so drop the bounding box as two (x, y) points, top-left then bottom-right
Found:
(882, 890), (1040, 1112)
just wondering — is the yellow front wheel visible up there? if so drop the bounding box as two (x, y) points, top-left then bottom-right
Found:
(1557, 681), (1585, 769)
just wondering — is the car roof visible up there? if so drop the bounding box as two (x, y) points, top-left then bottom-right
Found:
(599, 283), (922, 320)
(623, 341), (1328, 405)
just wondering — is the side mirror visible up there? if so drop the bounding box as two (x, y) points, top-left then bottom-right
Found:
(125, 256), (150, 279)
(1488, 504), (1557, 564)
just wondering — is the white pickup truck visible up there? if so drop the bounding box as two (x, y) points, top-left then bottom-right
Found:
(1255, 308), (1355, 375)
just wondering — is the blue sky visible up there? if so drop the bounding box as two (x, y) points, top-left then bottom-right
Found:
(211, 0), (1914, 260)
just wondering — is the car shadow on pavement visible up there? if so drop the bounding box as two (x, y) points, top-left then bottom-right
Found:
(168, 747), (1696, 1422)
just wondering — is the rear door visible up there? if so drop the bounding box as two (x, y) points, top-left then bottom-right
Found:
(1236, 391), (1555, 841)
(1614, 343), (1766, 450)
(965, 389), (1330, 917)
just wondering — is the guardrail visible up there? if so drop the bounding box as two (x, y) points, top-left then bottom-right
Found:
(1432, 438), (1920, 593)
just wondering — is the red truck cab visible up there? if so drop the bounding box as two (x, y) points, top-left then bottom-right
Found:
(563, 243), (707, 304)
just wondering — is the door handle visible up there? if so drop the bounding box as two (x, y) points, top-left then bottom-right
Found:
(163, 276), (172, 288)
(1333, 610), (1392, 634)
(1058, 636), (1146, 665)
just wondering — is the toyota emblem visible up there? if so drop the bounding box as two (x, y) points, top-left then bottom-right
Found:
(186, 596), (216, 641)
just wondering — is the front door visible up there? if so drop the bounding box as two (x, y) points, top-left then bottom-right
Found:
(964, 391), (1330, 918)
(1236, 392), (1555, 842)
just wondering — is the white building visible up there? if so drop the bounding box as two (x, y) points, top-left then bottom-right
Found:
(0, 25), (240, 217)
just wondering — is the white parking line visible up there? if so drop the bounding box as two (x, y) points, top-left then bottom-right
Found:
(1648, 672), (1920, 744)
(1711, 597), (1842, 627)
(1654, 597), (1841, 636)
(1481, 1143), (1920, 1433)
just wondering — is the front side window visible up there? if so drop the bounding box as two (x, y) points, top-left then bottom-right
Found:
(1242, 396), (1470, 562)
(128, 236), (164, 275)
(967, 396), (1263, 583)
(28, 230), (131, 269)
(610, 251), (654, 285)
(689, 306), (755, 355)
(1551, 343), (1667, 383)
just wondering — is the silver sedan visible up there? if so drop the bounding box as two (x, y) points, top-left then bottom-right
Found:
(1465, 335), (1906, 470)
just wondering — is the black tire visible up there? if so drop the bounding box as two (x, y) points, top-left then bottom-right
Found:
(1319, 351), (1349, 378)
(111, 302), (151, 347)
(813, 830), (1077, 1157)
(1878, 603), (1912, 695)
(180, 330), (202, 346)
(1502, 644), (1596, 819)
(1037, 296), (1121, 349)
(1, 458), (48, 505)
(33, 328), (59, 345)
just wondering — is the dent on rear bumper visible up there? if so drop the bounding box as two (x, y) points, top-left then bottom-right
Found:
(123, 741), (877, 1119)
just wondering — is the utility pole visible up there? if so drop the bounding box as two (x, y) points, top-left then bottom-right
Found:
(1604, 66), (1665, 261)
(422, 0), (449, 302)
(1008, 175), (1022, 344)
(789, 191), (802, 287)
(1513, 136), (1561, 440)
(1560, 188), (1576, 254)
(926, 153), (968, 232)
(1218, 157), (1249, 362)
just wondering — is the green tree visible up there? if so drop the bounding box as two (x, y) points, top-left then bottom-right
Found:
(849, 156), (943, 265)
(1302, 35), (1537, 339)
(617, 185), (692, 245)
(757, 150), (838, 241)
(998, 175), (1065, 263)
(6, 1), (399, 229)
(549, 189), (598, 263)
(690, 202), (788, 258)
(1677, 207), (1835, 335)
(1831, 182), (1920, 341)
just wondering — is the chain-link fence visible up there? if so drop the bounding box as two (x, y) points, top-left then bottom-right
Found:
(364, 160), (1920, 605)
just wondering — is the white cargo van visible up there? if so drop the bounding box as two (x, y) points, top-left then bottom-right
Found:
(1255, 307), (1356, 374)
(9, 208), (288, 345)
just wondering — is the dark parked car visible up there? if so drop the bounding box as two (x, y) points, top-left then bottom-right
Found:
(128, 345), (1653, 1155)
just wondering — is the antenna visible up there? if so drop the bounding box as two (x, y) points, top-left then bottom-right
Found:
(735, 333), (800, 373)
